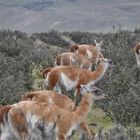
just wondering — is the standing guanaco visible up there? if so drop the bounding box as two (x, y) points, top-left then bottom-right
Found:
(43, 58), (112, 96)
(0, 86), (106, 140)
(69, 40), (104, 65)
(54, 52), (92, 71)
(21, 90), (94, 139)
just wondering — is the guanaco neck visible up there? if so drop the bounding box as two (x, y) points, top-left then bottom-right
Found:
(135, 53), (140, 65)
(95, 46), (101, 65)
(91, 61), (108, 81)
(73, 93), (93, 123)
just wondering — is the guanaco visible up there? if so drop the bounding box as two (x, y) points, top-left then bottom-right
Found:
(0, 86), (106, 140)
(0, 104), (57, 140)
(43, 58), (112, 96)
(69, 40), (104, 65)
(21, 90), (75, 111)
(134, 42), (140, 65)
(54, 52), (92, 71)
(21, 90), (94, 139)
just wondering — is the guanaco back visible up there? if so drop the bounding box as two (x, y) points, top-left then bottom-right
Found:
(43, 58), (112, 96)
(0, 85), (106, 140)
(54, 52), (92, 71)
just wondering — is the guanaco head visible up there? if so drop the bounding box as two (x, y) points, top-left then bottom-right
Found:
(69, 44), (79, 52)
(42, 67), (52, 78)
(80, 85), (107, 100)
(94, 40), (103, 51)
(99, 58), (112, 65)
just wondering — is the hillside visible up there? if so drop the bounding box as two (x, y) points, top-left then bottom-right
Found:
(0, 0), (140, 32)
(0, 29), (140, 139)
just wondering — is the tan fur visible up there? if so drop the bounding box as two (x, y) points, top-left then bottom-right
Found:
(8, 107), (29, 139)
(0, 105), (28, 140)
(44, 58), (111, 96)
(134, 42), (140, 65)
(69, 44), (104, 63)
(4, 87), (105, 140)
(0, 105), (11, 124)
(42, 67), (53, 78)
(21, 90), (75, 111)
(134, 43), (140, 54)
(54, 52), (92, 71)
(21, 90), (93, 139)
(69, 44), (79, 52)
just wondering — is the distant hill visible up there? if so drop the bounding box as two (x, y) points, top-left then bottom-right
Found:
(0, 0), (140, 33)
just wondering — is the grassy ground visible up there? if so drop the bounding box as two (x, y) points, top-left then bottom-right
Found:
(87, 107), (114, 131)
(72, 107), (114, 139)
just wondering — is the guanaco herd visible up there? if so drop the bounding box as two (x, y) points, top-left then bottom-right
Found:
(0, 40), (140, 140)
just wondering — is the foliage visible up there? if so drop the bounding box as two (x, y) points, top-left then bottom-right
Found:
(0, 29), (140, 127)
(0, 30), (62, 104)
(96, 125), (140, 140)
(66, 30), (140, 126)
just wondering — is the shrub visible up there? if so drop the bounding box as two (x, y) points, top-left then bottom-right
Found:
(0, 29), (140, 126)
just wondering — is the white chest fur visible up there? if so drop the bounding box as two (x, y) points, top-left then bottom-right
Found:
(60, 73), (78, 91)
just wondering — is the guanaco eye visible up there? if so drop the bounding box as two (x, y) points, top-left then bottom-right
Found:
(93, 90), (102, 96)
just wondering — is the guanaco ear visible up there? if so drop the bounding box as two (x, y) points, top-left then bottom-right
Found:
(81, 85), (92, 90)
(80, 85), (90, 95)
(81, 85), (102, 93)
(98, 58), (105, 62)
(99, 58), (111, 63)
(80, 84), (87, 90)
(94, 40), (98, 45)
(94, 40), (103, 46)
(99, 40), (103, 46)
